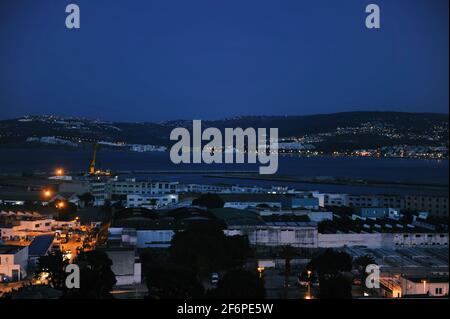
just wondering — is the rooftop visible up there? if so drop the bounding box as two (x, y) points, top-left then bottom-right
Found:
(0, 245), (25, 254)
(28, 234), (55, 256)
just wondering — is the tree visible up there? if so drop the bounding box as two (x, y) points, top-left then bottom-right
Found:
(170, 223), (250, 275)
(213, 269), (265, 299)
(34, 251), (68, 289)
(145, 264), (204, 299)
(354, 254), (377, 286)
(78, 192), (94, 207)
(307, 249), (353, 299)
(279, 245), (297, 288)
(192, 193), (224, 209)
(63, 250), (116, 299)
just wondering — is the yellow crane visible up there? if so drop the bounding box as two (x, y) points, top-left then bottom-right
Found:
(89, 142), (99, 175)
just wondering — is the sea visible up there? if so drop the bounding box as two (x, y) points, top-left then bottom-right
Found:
(0, 148), (448, 196)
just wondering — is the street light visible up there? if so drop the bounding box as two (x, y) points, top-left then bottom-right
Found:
(307, 270), (312, 298)
(43, 189), (52, 198)
(422, 280), (427, 294)
(55, 168), (64, 176)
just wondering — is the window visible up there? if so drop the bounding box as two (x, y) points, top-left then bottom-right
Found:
(435, 288), (443, 295)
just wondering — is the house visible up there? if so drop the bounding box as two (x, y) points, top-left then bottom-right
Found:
(0, 245), (28, 282)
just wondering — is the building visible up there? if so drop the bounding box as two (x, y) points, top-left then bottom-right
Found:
(400, 276), (449, 297)
(258, 209), (333, 222)
(28, 234), (55, 266)
(109, 207), (223, 248)
(403, 195), (448, 218)
(323, 193), (349, 207)
(101, 247), (141, 286)
(356, 207), (400, 219)
(324, 193), (449, 218)
(0, 219), (54, 241)
(291, 195), (320, 210)
(219, 194), (287, 209)
(0, 245), (28, 282)
(126, 194), (178, 209)
(108, 179), (178, 196)
(211, 208), (318, 248)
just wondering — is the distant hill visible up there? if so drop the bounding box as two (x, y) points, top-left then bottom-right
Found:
(0, 112), (448, 152)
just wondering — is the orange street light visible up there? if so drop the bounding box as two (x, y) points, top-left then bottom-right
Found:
(56, 201), (65, 209)
(43, 189), (52, 198)
(55, 168), (64, 176)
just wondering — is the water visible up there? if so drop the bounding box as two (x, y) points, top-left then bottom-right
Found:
(0, 148), (448, 195)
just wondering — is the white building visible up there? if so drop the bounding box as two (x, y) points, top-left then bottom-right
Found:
(126, 194), (178, 209)
(400, 276), (449, 297)
(0, 245), (28, 282)
(102, 247), (141, 286)
(324, 193), (349, 207)
(225, 222), (318, 248)
(0, 219), (54, 241)
(109, 179), (178, 196)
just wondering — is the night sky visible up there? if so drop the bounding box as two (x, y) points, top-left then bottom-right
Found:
(0, 0), (448, 122)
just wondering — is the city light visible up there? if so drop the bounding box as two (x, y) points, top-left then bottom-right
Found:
(55, 168), (64, 176)
(43, 189), (52, 198)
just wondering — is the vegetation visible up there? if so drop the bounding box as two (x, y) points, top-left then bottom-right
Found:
(145, 264), (204, 299)
(34, 251), (68, 289)
(213, 269), (266, 299)
(192, 193), (225, 209)
(307, 249), (353, 299)
(170, 222), (249, 275)
(64, 250), (117, 299)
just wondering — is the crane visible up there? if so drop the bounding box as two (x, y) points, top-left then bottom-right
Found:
(89, 142), (99, 175)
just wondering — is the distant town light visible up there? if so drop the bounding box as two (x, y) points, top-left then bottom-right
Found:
(56, 168), (64, 176)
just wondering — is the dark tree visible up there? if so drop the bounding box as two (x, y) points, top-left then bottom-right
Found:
(78, 192), (95, 207)
(192, 193), (225, 209)
(213, 269), (265, 299)
(279, 245), (297, 288)
(225, 235), (251, 269)
(64, 250), (116, 299)
(354, 254), (377, 285)
(307, 249), (353, 299)
(34, 251), (68, 289)
(56, 201), (78, 221)
(170, 223), (250, 275)
(145, 264), (204, 299)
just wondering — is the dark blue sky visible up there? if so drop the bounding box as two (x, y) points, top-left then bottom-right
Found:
(0, 0), (448, 121)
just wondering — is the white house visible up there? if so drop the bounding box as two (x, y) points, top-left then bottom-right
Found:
(0, 245), (28, 282)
